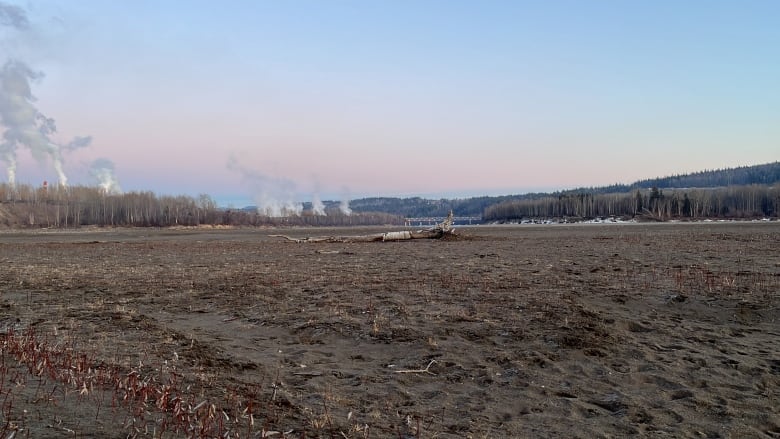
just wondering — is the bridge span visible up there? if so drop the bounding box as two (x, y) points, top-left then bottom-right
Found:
(404, 216), (483, 227)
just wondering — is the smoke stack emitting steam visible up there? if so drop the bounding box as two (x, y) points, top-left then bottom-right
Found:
(311, 193), (326, 216)
(90, 158), (122, 194)
(2, 1), (354, 204)
(339, 197), (352, 216)
(227, 155), (304, 217)
(0, 2), (97, 188)
(228, 155), (353, 217)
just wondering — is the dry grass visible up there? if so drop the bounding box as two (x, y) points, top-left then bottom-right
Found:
(0, 223), (778, 437)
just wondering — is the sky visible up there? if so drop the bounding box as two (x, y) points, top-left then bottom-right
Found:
(1, 0), (778, 207)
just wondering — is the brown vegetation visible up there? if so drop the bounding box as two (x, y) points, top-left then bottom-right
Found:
(1, 223), (778, 437)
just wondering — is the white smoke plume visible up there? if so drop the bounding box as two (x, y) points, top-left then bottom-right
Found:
(339, 196), (352, 216)
(89, 158), (122, 194)
(0, 140), (14, 185)
(0, 2), (29, 186)
(227, 155), (303, 217)
(65, 135), (93, 151)
(0, 2), (28, 30)
(311, 193), (326, 216)
(0, 60), (78, 185)
(0, 3), (91, 187)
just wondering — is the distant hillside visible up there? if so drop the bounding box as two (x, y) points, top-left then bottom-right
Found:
(3, 162), (777, 227)
(569, 161), (780, 195)
(344, 162), (780, 218)
(345, 196), (517, 218)
(483, 162), (780, 222)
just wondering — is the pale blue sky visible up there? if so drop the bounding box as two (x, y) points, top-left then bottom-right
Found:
(2, 0), (778, 206)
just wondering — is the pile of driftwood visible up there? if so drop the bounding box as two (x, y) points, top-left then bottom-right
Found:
(271, 211), (455, 243)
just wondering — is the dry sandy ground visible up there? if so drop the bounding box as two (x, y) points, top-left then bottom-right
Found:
(0, 223), (778, 438)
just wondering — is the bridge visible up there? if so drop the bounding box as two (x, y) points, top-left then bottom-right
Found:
(404, 216), (483, 227)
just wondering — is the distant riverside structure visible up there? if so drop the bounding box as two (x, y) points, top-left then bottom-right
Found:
(404, 216), (482, 227)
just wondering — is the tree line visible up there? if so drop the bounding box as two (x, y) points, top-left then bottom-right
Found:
(341, 162), (780, 218)
(3, 161), (778, 227)
(0, 184), (402, 228)
(628, 161), (780, 191)
(483, 184), (780, 222)
(347, 196), (516, 218)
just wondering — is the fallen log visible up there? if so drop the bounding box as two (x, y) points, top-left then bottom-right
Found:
(271, 211), (455, 243)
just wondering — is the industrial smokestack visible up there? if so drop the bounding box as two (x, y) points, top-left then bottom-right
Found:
(0, 60), (75, 185)
(0, 3), (29, 186)
(0, 3), (92, 187)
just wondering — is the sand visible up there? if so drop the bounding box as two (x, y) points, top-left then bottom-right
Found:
(0, 222), (778, 438)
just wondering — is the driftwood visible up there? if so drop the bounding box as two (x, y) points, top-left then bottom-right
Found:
(271, 211), (455, 243)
